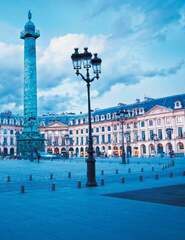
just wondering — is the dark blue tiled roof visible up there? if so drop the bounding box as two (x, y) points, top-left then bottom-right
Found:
(38, 115), (73, 125)
(91, 93), (185, 115)
(66, 93), (185, 124)
(1, 93), (185, 126)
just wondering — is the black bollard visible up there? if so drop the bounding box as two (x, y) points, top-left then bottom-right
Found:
(68, 172), (71, 179)
(155, 174), (159, 180)
(120, 176), (125, 183)
(50, 173), (53, 180)
(100, 179), (104, 186)
(51, 183), (56, 191)
(7, 176), (11, 182)
(20, 185), (25, 194)
(139, 175), (144, 182)
(77, 181), (81, 188)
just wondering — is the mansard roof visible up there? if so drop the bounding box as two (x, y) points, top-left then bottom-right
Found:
(1, 93), (185, 126)
(69, 93), (185, 119)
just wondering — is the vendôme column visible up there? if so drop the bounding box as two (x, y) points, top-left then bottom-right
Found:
(17, 11), (44, 159)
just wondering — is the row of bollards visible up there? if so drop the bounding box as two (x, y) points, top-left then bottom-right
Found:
(5, 162), (175, 184)
(18, 169), (185, 194)
(6, 172), (73, 182)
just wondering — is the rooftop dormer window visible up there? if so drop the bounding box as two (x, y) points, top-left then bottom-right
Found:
(174, 101), (182, 109)
(95, 115), (99, 122)
(101, 115), (105, 121)
(106, 113), (111, 120)
(139, 108), (144, 114)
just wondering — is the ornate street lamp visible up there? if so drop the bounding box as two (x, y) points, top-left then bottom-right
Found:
(116, 110), (129, 164)
(71, 47), (102, 187)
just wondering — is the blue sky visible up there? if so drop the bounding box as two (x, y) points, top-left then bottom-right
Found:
(0, 0), (185, 114)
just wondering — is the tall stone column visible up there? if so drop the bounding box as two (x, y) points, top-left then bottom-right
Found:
(17, 11), (45, 159)
(21, 10), (39, 132)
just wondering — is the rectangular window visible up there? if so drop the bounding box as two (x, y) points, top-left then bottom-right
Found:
(114, 125), (117, 130)
(69, 130), (73, 135)
(86, 129), (88, 133)
(158, 129), (163, 140)
(157, 119), (161, 125)
(69, 138), (73, 145)
(10, 137), (14, 145)
(149, 120), (153, 126)
(126, 124), (130, 129)
(96, 136), (99, 144)
(102, 135), (105, 144)
(178, 127), (183, 138)
(102, 127), (105, 132)
(81, 137), (83, 145)
(10, 130), (14, 135)
(76, 137), (79, 145)
(108, 134), (111, 143)
(96, 127), (99, 132)
(177, 116), (183, 123)
(126, 133), (131, 143)
(166, 117), (171, 124)
(108, 126), (111, 131)
(141, 131), (145, 141)
(76, 130), (78, 135)
(81, 129), (83, 134)
(48, 137), (52, 145)
(150, 130), (154, 140)
(54, 136), (59, 145)
(134, 132), (138, 141)
(3, 137), (7, 145)
(141, 121), (145, 127)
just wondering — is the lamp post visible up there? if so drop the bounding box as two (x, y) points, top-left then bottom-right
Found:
(116, 110), (129, 164)
(71, 47), (102, 187)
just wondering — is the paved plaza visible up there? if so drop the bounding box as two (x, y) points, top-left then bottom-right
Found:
(0, 157), (185, 240)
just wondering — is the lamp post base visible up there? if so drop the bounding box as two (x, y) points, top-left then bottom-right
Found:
(86, 157), (98, 187)
(86, 181), (98, 187)
(121, 153), (127, 164)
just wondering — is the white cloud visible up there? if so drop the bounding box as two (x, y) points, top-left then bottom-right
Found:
(0, 28), (184, 114)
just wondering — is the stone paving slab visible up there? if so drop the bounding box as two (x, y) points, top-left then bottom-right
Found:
(104, 184), (185, 207)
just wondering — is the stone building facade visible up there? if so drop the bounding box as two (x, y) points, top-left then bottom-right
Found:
(0, 93), (185, 157)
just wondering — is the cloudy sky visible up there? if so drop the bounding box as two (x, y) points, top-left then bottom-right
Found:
(0, 0), (185, 114)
